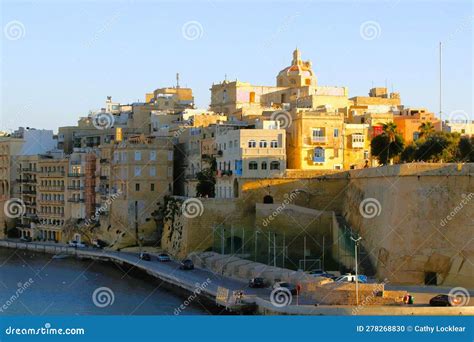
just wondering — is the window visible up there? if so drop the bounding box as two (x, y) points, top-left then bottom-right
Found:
(229, 141), (233, 149)
(150, 151), (156, 161)
(149, 166), (156, 177)
(248, 140), (256, 148)
(259, 140), (267, 148)
(167, 167), (172, 177)
(270, 161), (280, 170)
(134, 166), (141, 177)
(364, 150), (369, 160)
(270, 140), (278, 148)
(249, 91), (255, 103)
(151, 183), (155, 191)
(168, 151), (173, 161)
(313, 147), (325, 162)
(261, 162), (267, 170)
(413, 132), (420, 141)
(312, 128), (325, 142)
(334, 128), (339, 138)
(135, 183), (140, 191)
(249, 161), (258, 170)
(134, 151), (141, 161)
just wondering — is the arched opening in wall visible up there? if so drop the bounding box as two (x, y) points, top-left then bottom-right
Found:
(233, 179), (239, 198)
(263, 195), (274, 204)
(424, 272), (437, 285)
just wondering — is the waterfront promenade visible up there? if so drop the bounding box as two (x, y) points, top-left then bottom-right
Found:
(1, 240), (472, 316)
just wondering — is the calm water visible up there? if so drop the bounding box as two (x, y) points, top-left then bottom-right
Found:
(0, 248), (208, 315)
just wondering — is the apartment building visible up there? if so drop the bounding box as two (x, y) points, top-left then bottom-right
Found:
(215, 121), (286, 198)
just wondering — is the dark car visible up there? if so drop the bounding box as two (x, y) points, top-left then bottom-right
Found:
(139, 252), (151, 261)
(249, 277), (266, 288)
(429, 294), (462, 307)
(157, 253), (171, 262)
(180, 259), (194, 270)
(273, 282), (297, 295)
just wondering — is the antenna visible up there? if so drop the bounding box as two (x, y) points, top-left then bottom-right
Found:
(439, 42), (442, 121)
(176, 73), (180, 88)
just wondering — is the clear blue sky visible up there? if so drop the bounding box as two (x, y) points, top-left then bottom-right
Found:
(1, 0), (472, 131)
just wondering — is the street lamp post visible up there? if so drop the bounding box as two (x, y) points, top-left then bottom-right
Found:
(350, 236), (362, 306)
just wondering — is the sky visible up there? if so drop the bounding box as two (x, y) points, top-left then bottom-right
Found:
(1, 0), (472, 132)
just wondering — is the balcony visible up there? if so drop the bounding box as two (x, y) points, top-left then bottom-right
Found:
(38, 212), (64, 218)
(39, 186), (64, 192)
(242, 147), (285, 156)
(311, 136), (327, 143)
(68, 198), (85, 203)
(40, 171), (65, 177)
(67, 185), (84, 190)
(100, 158), (109, 164)
(21, 190), (37, 195)
(68, 173), (85, 177)
(38, 199), (64, 205)
(351, 135), (365, 148)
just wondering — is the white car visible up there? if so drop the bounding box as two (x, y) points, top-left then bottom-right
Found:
(68, 240), (86, 248)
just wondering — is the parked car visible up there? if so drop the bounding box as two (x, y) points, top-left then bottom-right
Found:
(157, 253), (171, 262)
(68, 240), (86, 248)
(179, 259), (194, 270)
(20, 236), (32, 242)
(335, 274), (367, 283)
(429, 294), (462, 307)
(249, 277), (266, 288)
(272, 282), (297, 295)
(139, 252), (151, 261)
(308, 270), (335, 279)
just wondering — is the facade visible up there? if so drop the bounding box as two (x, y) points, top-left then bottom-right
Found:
(443, 120), (473, 136)
(15, 155), (39, 239)
(106, 135), (174, 245)
(286, 109), (345, 170)
(210, 49), (348, 120)
(215, 121), (286, 198)
(342, 124), (371, 169)
(393, 108), (442, 143)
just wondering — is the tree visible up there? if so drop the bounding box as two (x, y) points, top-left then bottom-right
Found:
(458, 137), (474, 162)
(414, 132), (460, 162)
(371, 123), (405, 165)
(418, 122), (435, 139)
(196, 155), (216, 197)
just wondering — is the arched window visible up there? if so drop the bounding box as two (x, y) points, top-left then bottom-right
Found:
(249, 161), (258, 170)
(313, 147), (325, 162)
(248, 140), (256, 148)
(261, 162), (267, 170)
(259, 140), (267, 148)
(270, 161), (280, 170)
(270, 140), (278, 148)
